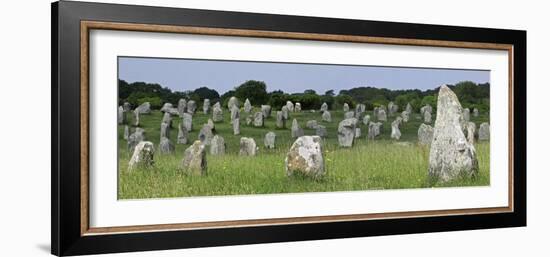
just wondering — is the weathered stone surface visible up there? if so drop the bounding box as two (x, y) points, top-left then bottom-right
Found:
(320, 102), (328, 112)
(428, 85), (478, 182)
(373, 107), (379, 117)
(356, 104), (366, 114)
(465, 121), (476, 145)
(316, 125), (327, 137)
(478, 122), (490, 141)
(133, 109), (140, 127)
(343, 103), (349, 112)
(244, 98), (252, 113)
(118, 106), (125, 124)
(198, 124), (214, 145)
(281, 105), (289, 120)
(123, 125), (129, 140)
(391, 118), (402, 140)
(473, 108), (479, 117)
(182, 113), (193, 132)
(123, 102), (131, 112)
(187, 100), (197, 114)
(239, 137), (258, 156)
(264, 132), (276, 149)
(245, 115), (253, 126)
(388, 102), (398, 116)
(463, 108), (470, 122)
(286, 101), (294, 112)
(212, 105), (223, 122)
(207, 119), (215, 131)
(210, 135), (226, 155)
(285, 136), (325, 178)
(276, 111), (285, 129)
(355, 128), (361, 138)
(253, 112), (264, 127)
(401, 111), (410, 122)
(230, 106), (240, 124)
(159, 136), (175, 154)
(127, 128), (145, 153)
(291, 119), (304, 138)
(213, 102), (221, 109)
(377, 109), (387, 121)
(162, 112), (172, 127)
(160, 122), (170, 139)
(322, 111), (332, 122)
(177, 98), (187, 117)
(420, 104), (432, 116)
(228, 96), (239, 110)
(203, 99), (210, 114)
(362, 115), (371, 125)
(424, 111), (432, 124)
(406, 103), (412, 113)
(177, 122), (188, 144)
(294, 102), (301, 112)
(233, 118), (240, 135)
(306, 120), (318, 129)
(368, 122), (382, 140)
(418, 123), (434, 145)
(344, 111), (355, 119)
(135, 102), (151, 114)
(181, 140), (207, 176)
(354, 111), (364, 120)
(261, 105), (272, 118)
(128, 141), (154, 170)
(338, 118), (357, 147)
(161, 103), (173, 113)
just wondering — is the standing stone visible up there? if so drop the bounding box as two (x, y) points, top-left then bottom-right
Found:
(123, 125), (129, 140)
(264, 132), (276, 149)
(338, 118), (357, 147)
(478, 122), (490, 141)
(210, 135), (226, 155)
(133, 109), (140, 127)
(135, 102), (151, 114)
(322, 111), (332, 122)
(182, 113), (193, 132)
(320, 102), (328, 112)
(159, 137), (175, 154)
(161, 112), (172, 127)
(276, 111), (286, 129)
(428, 85), (478, 182)
(368, 122), (382, 140)
(420, 104), (432, 116)
(355, 128), (361, 139)
(213, 102), (221, 109)
(123, 102), (131, 112)
(373, 107), (379, 118)
(401, 111), (410, 122)
(344, 111), (355, 119)
(233, 118), (240, 135)
(181, 140), (207, 176)
(177, 98), (187, 117)
(186, 100), (197, 114)
(424, 111), (432, 124)
(286, 101), (294, 112)
(212, 105), (223, 122)
(127, 128), (145, 153)
(239, 137), (258, 156)
(388, 102), (396, 116)
(406, 103), (413, 113)
(228, 96), (239, 110)
(463, 108), (470, 122)
(316, 125), (327, 138)
(244, 98), (252, 113)
(203, 99), (211, 114)
(161, 103), (174, 113)
(377, 109), (387, 122)
(361, 115), (370, 126)
(160, 122), (170, 140)
(473, 108), (479, 117)
(356, 104), (366, 114)
(261, 105), (272, 118)
(343, 103), (349, 112)
(230, 106), (240, 124)
(245, 115), (253, 126)
(285, 136), (325, 178)
(118, 106), (125, 124)
(291, 119), (304, 138)
(466, 121), (476, 145)
(128, 141), (154, 170)
(354, 111), (364, 120)
(177, 122), (188, 144)
(306, 120), (318, 129)
(281, 105), (290, 120)
(198, 124), (214, 145)
(418, 123), (434, 145)
(253, 112), (264, 127)
(391, 118), (402, 140)
(207, 119), (215, 131)
(295, 102), (302, 112)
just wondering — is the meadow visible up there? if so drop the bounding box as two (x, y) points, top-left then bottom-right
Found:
(118, 107), (490, 199)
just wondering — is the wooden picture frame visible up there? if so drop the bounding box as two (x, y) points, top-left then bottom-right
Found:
(52, 1), (526, 256)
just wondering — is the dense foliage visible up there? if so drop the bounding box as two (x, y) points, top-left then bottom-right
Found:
(119, 79), (490, 112)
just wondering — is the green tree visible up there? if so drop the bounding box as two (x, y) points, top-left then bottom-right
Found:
(234, 80), (268, 106)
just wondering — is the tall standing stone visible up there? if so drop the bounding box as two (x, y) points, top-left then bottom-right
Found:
(463, 108), (470, 122)
(356, 104), (366, 114)
(362, 115), (371, 125)
(285, 136), (325, 178)
(466, 121), (476, 145)
(406, 103), (413, 113)
(177, 98), (187, 117)
(181, 140), (207, 176)
(133, 109), (140, 127)
(212, 105), (223, 122)
(355, 128), (361, 138)
(127, 128), (145, 153)
(322, 111), (332, 122)
(286, 101), (294, 112)
(391, 118), (402, 140)
(264, 132), (276, 149)
(291, 119), (304, 138)
(261, 105), (272, 118)
(160, 122), (170, 139)
(337, 118), (357, 147)
(161, 112), (172, 127)
(230, 105), (240, 124)
(239, 137), (258, 156)
(344, 111), (355, 119)
(276, 111), (286, 129)
(473, 108), (479, 117)
(478, 122), (490, 141)
(377, 109), (387, 121)
(316, 125), (327, 138)
(210, 135), (226, 155)
(186, 100), (197, 114)
(177, 122), (188, 144)
(388, 102), (396, 116)
(159, 137), (175, 154)
(135, 102), (151, 114)
(428, 85), (478, 182)
(233, 118), (240, 135)
(401, 111), (410, 122)
(418, 123), (434, 145)
(244, 98), (252, 113)
(118, 106), (125, 124)
(320, 102), (328, 112)
(228, 96), (239, 110)
(295, 102), (302, 112)
(281, 105), (290, 120)
(182, 113), (193, 132)
(368, 122), (382, 140)
(128, 141), (154, 171)
(198, 124), (214, 145)
(203, 99), (211, 114)
(424, 111), (432, 124)
(123, 102), (131, 112)
(253, 112), (264, 127)
(343, 103), (349, 112)
(420, 104), (432, 116)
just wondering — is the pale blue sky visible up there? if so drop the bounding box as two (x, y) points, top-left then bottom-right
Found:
(118, 56), (489, 94)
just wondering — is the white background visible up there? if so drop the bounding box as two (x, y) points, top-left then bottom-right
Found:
(0, 0), (546, 256)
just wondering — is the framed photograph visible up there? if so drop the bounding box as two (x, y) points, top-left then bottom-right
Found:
(52, 1), (526, 256)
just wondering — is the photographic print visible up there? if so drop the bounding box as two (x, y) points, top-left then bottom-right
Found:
(117, 57), (490, 199)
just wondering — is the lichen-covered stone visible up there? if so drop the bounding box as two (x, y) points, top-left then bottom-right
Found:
(181, 140), (207, 176)
(285, 136), (325, 178)
(239, 137), (258, 156)
(338, 118), (357, 147)
(158, 136), (175, 154)
(478, 122), (490, 141)
(291, 119), (304, 138)
(418, 123), (434, 145)
(128, 141), (154, 170)
(264, 132), (276, 149)
(210, 135), (226, 155)
(321, 111), (332, 122)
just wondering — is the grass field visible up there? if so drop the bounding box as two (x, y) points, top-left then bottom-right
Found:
(118, 107), (490, 199)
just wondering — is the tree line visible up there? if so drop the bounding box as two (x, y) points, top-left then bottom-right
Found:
(119, 79), (490, 113)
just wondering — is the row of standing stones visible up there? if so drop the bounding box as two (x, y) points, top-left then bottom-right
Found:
(120, 87), (490, 182)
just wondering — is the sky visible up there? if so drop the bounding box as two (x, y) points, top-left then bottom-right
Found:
(118, 56), (489, 94)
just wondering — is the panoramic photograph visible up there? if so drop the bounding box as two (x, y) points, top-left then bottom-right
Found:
(117, 57), (491, 200)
